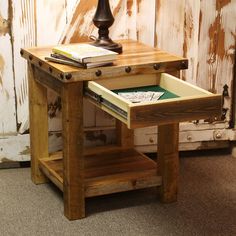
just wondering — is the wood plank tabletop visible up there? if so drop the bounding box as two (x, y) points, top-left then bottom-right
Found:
(21, 40), (188, 82)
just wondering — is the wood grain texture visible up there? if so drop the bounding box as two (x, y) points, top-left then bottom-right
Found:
(39, 157), (63, 191)
(158, 123), (179, 202)
(21, 40), (187, 82)
(116, 120), (134, 148)
(129, 94), (222, 129)
(34, 67), (63, 95)
(28, 63), (49, 184)
(38, 149), (161, 198)
(62, 81), (85, 220)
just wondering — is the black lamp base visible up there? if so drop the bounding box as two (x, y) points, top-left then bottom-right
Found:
(92, 38), (122, 54)
(92, 0), (123, 54)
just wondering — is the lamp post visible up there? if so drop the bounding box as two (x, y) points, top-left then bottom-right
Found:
(92, 0), (122, 53)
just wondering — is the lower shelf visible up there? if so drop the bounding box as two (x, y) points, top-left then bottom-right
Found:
(39, 148), (161, 197)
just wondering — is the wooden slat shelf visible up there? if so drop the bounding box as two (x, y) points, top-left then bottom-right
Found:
(39, 148), (161, 197)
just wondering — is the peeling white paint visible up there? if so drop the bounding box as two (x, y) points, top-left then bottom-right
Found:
(78, 7), (96, 39)
(0, 134), (30, 162)
(0, 34), (17, 134)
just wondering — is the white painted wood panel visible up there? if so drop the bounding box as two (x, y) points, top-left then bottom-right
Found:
(0, 134), (29, 162)
(36, 0), (67, 46)
(214, 1), (236, 122)
(136, 0), (156, 46)
(126, 0), (137, 40)
(60, 0), (97, 44)
(11, 0), (36, 134)
(182, 0), (200, 85)
(36, 0), (74, 132)
(197, 0), (218, 91)
(0, 1), (16, 134)
(109, 0), (128, 40)
(155, 0), (185, 55)
(197, 0), (235, 122)
(0, 35), (16, 134)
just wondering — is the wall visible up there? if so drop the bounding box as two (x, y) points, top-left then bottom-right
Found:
(0, 0), (235, 162)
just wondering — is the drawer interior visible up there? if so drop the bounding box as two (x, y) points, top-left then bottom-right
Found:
(85, 73), (220, 128)
(92, 73), (211, 103)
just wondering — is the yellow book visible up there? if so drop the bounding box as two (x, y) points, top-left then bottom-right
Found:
(52, 43), (118, 64)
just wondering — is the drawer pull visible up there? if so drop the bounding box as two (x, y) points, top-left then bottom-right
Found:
(187, 135), (192, 141)
(149, 138), (154, 143)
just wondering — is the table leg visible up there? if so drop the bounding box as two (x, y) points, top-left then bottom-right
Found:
(158, 123), (179, 202)
(116, 120), (134, 148)
(62, 82), (85, 220)
(28, 63), (49, 184)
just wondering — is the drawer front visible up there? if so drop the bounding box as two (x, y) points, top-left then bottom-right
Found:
(85, 73), (222, 129)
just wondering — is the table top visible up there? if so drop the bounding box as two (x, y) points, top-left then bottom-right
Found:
(21, 40), (187, 83)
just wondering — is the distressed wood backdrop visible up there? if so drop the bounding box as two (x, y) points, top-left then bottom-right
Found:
(0, 0), (235, 162)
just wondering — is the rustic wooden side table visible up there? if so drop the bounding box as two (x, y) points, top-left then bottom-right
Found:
(21, 40), (221, 220)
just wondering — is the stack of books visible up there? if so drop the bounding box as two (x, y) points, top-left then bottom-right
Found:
(45, 43), (118, 69)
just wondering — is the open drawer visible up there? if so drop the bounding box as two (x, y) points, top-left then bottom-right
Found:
(85, 73), (222, 129)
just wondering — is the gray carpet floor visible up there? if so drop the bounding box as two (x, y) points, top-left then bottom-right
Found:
(0, 151), (236, 236)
